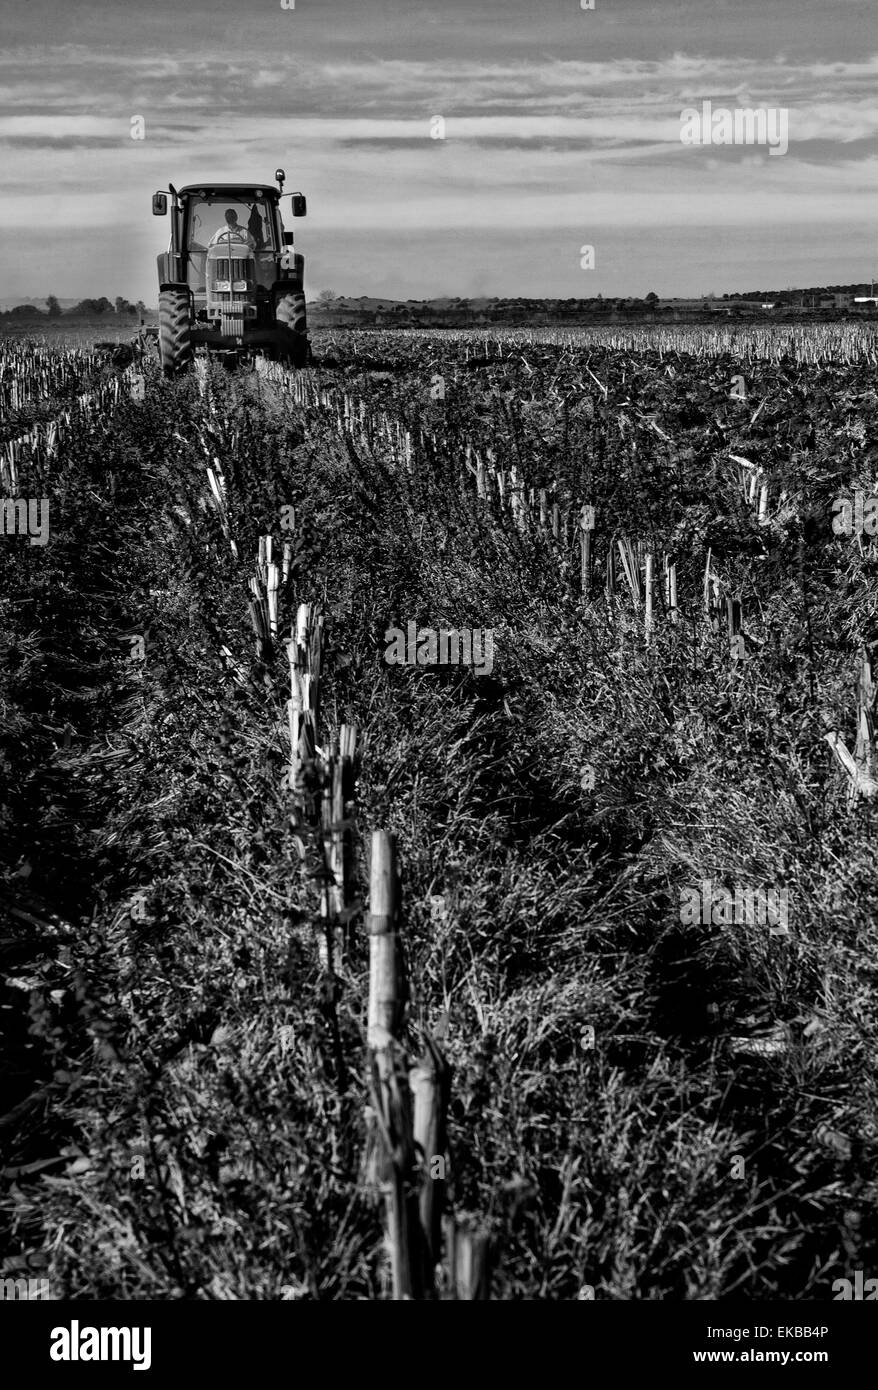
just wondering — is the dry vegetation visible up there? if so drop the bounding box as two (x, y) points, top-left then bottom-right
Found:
(2, 324), (878, 1300)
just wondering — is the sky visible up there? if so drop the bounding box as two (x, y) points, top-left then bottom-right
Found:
(1, 0), (877, 303)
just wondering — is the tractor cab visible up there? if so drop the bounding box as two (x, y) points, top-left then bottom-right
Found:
(180, 190), (281, 323)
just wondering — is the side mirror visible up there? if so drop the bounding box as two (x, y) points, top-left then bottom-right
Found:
(283, 231), (294, 246)
(291, 193), (307, 218)
(152, 192), (168, 216)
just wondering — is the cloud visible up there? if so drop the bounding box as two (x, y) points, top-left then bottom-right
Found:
(0, 135), (130, 148)
(2, 15), (877, 299)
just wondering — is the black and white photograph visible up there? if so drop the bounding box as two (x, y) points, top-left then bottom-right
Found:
(1, 0), (877, 1353)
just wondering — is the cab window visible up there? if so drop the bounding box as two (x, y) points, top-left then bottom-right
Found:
(185, 198), (275, 253)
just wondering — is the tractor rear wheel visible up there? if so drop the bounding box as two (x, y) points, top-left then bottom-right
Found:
(274, 291), (309, 367)
(158, 289), (192, 377)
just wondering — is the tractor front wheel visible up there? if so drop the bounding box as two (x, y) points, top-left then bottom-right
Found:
(158, 289), (193, 377)
(274, 291), (309, 367)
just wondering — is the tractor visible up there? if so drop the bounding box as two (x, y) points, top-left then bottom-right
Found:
(152, 169), (309, 374)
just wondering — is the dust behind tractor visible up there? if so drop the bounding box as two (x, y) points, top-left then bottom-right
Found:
(152, 169), (309, 375)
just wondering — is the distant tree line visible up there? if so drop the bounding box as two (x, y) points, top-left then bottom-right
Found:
(722, 283), (874, 302)
(312, 287), (875, 328)
(314, 294), (665, 327)
(2, 295), (146, 319)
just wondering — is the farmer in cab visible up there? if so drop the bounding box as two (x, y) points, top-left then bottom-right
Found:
(208, 209), (256, 250)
